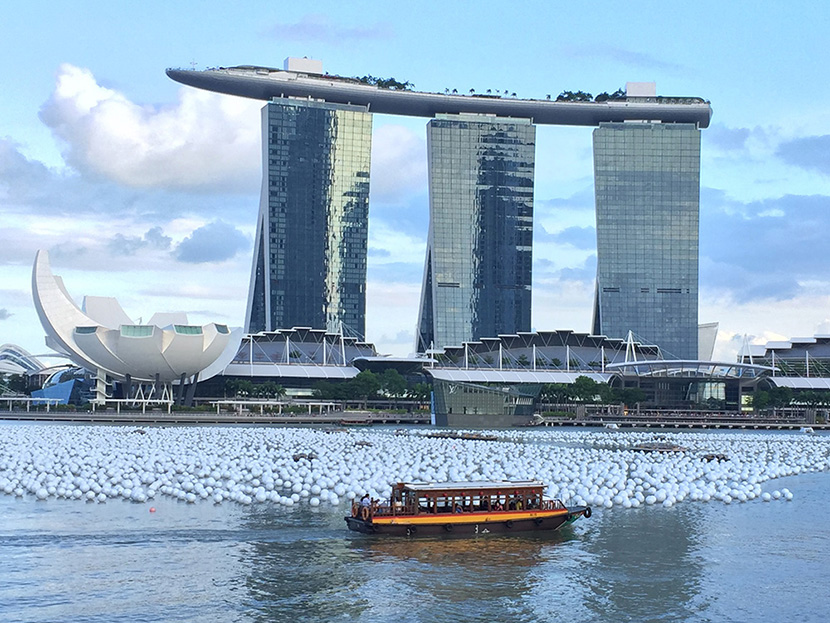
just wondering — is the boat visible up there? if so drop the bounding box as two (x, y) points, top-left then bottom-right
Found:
(631, 441), (687, 453)
(425, 432), (498, 442)
(345, 480), (591, 536)
(339, 418), (371, 426)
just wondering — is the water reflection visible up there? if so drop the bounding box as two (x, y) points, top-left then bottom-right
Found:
(347, 532), (582, 623)
(239, 505), (587, 623)
(580, 505), (706, 621)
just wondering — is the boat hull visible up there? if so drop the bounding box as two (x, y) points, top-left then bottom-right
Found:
(345, 506), (591, 537)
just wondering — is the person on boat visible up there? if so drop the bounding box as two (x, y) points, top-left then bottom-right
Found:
(454, 503), (463, 513)
(493, 500), (504, 511)
(480, 497), (490, 511)
(359, 494), (371, 509)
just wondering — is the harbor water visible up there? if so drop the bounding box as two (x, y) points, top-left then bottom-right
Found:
(1, 427), (829, 623)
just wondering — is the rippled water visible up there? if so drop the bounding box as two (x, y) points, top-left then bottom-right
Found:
(2, 442), (829, 622)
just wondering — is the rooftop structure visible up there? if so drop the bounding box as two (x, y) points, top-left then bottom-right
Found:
(223, 327), (377, 381)
(0, 344), (46, 376)
(166, 66), (712, 128)
(740, 334), (830, 378)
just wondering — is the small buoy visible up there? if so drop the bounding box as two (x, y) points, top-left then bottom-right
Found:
(149, 507), (156, 513)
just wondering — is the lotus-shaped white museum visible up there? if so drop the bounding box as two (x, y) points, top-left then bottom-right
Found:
(32, 250), (241, 400)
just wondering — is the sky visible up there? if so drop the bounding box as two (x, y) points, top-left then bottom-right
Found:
(2, 0), (830, 362)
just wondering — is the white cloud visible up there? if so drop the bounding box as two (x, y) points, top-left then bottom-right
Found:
(368, 220), (426, 267)
(370, 124), (427, 203)
(702, 292), (830, 362)
(175, 221), (250, 263)
(39, 64), (261, 192)
(531, 277), (595, 333)
(365, 280), (421, 356)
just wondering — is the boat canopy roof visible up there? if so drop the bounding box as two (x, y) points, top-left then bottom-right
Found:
(399, 480), (545, 493)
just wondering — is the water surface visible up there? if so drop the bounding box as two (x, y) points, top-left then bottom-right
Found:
(1, 443), (828, 622)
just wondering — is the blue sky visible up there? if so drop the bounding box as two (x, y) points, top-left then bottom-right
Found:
(2, 0), (830, 360)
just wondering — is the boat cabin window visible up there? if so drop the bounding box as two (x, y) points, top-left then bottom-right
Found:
(404, 487), (543, 514)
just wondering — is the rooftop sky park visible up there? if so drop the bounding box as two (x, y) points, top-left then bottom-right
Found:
(166, 63), (712, 128)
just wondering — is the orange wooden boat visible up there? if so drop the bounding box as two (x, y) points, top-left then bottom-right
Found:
(345, 480), (591, 536)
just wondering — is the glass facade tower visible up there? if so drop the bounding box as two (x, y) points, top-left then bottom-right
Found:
(416, 114), (535, 352)
(245, 99), (372, 337)
(592, 122), (700, 359)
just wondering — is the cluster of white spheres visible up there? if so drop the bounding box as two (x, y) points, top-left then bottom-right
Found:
(0, 425), (824, 511)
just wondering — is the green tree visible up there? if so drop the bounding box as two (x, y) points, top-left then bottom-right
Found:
(612, 387), (646, 408)
(751, 389), (770, 412)
(223, 377), (240, 397)
(517, 354), (530, 368)
(541, 383), (572, 403)
(236, 379), (254, 397)
(5, 374), (28, 395)
(556, 90), (593, 102)
(408, 382), (432, 402)
(257, 381), (286, 399)
(798, 390), (830, 408)
(227, 379), (254, 397)
(571, 376), (603, 403)
(768, 386), (793, 410)
(351, 370), (381, 407)
(380, 369), (407, 398)
(313, 380), (338, 400)
(355, 75), (414, 90)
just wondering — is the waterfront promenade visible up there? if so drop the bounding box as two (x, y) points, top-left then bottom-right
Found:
(0, 408), (825, 430)
(0, 409), (430, 426)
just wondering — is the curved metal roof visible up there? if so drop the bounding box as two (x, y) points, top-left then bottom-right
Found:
(167, 67), (712, 128)
(427, 368), (613, 384)
(222, 362), (360, 379)
(605, 360), (773, 379)
(766, 377), (830, 390)
(0, 344), (46, 375)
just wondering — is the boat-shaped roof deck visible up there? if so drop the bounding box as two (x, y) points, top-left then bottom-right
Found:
(166, 66), (712, 128)
(398, 480), (546, 493)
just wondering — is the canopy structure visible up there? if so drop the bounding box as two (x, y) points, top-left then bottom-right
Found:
(427, 368), (613, 384)
(766, 377), (830, 390)
(605, 360), (773, 380)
